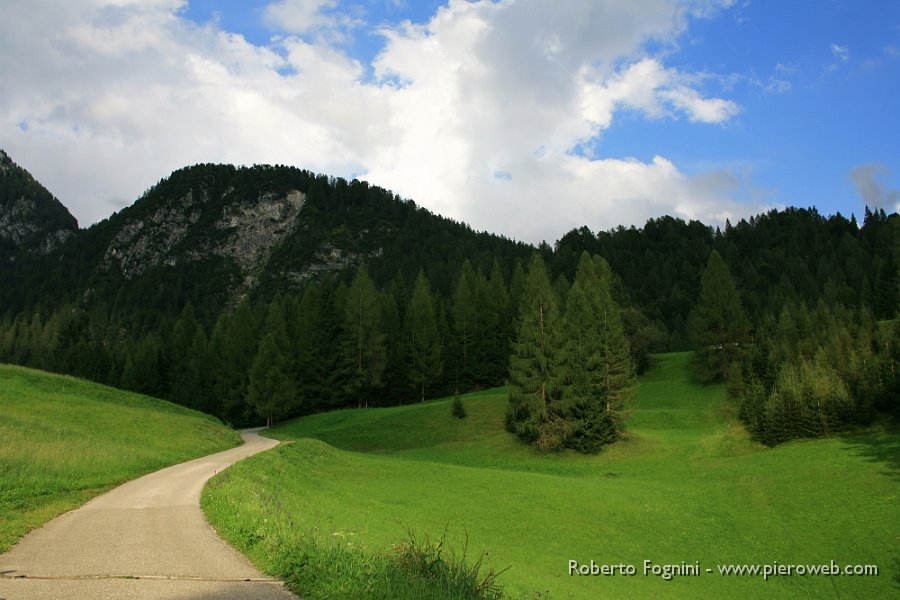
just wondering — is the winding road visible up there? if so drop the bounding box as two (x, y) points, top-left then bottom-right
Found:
(0, 429), (297, 599)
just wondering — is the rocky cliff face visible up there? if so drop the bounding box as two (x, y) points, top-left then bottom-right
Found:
(0, 161), (518, 321)
(0, 150), (78, 255)
(102, 185), (308, 290)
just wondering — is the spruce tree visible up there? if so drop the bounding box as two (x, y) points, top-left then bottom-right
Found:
(478, 260), (511, 385)
(294, 284), (327, 412)
(689, 250), (750, 383)
(560, 253), (636, 452)
(405, 270), (443, 401)
(247, 332), (297, 427)
(341, 265), (387, 406)
(209, 299), (259, 426)
(165, 304), (199, 404)
(507, 254), (567, 449)
(120, 333), (162, 397)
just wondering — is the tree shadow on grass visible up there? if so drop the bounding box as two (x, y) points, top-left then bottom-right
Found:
(838, 423), (900, 481)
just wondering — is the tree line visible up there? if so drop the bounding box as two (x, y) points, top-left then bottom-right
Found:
(688, 249), (899, 445)
(1, 156), (897, 451)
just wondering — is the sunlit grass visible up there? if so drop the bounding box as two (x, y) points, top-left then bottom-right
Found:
(203, 353), (899, 599)
(0, 364), (240, 552)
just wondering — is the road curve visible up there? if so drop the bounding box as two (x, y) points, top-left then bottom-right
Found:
(0, 428), (297, 600)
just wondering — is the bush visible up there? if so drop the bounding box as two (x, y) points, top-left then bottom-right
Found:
(452, 397), (467, 419)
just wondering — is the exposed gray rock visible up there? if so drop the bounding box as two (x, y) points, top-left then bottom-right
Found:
(101, 188), (306, 283)
(0, 149), (78, 255)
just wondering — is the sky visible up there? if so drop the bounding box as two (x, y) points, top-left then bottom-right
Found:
(1, 0), (898, 244)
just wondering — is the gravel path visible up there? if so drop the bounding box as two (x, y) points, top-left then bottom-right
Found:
(0, 429), (297, 599)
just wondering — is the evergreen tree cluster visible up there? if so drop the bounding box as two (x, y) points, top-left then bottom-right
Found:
(506, 253), (636, 452)
(555, 207), (899, 350)
(738, 304), (899, 445)
(0, 260), (518, 426)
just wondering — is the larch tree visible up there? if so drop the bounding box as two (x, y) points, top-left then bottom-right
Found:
(506, 253), (567, 450)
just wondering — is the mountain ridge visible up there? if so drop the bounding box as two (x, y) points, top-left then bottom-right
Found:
(0, 149), (78, 256)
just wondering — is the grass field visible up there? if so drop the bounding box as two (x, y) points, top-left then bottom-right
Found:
(203, 352), (899, 599)
(0, 363), (241, 552)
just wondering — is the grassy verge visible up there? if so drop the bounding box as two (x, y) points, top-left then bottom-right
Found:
(0, 363), (241, 552)
(203, 353), (899, 599)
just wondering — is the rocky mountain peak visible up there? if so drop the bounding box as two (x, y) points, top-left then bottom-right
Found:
(0, 149), (78, 256)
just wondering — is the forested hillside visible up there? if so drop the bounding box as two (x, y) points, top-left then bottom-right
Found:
(0, 150), (77, 257)
(0, 156), (897, 445)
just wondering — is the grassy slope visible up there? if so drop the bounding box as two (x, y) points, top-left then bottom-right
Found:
(203, 353), (899, 599)
(0, 364), (241, 552)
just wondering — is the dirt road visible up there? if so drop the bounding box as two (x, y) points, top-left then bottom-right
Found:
(0, 429), (297, 599)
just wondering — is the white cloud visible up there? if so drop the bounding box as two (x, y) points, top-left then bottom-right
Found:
(831, 43), (849, 61)
(849, 164), (900, 213)
(264, 0), (338, 34)
(582, 57), (739, 125)
(827, 42), (849, 72)
(0, 0), (767, 243)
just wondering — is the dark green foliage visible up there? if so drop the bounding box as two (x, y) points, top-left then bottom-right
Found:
(451, 397), (467, 419)
(405, 271), (444, 402)
(689, 250), (750, 384)
(341, 266), (387, 405)
(1, 156), (898, 445)
(120, 333), (162, 397)
(0, 149), (78, 254)
(450, 261), (479, 391)
(248, 332), (297, 428)
(506, 254), (567, 450)
(738, 304), (898, 445)
(559, 254), (636, 451)
(247, 298), (298, 426)
(292, 282), (340, 412)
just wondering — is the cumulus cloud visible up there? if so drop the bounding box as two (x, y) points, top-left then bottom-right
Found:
(1, 0), (768, 243)
(850, 164), (900, 212)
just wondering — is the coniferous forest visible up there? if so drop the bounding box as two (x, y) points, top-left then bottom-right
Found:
(1, 160), (897, 451)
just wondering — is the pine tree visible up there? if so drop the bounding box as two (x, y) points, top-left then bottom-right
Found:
(689, 250), (750, 383)
(405, 270), (443, 401)
(560, 253), (636, 452)
(341, 265), (387, 406)
(506, 254), (567, 450)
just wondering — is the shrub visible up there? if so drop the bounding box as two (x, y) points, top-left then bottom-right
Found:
(452, 397), (467, 419)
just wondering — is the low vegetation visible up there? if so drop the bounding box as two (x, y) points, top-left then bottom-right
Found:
(0, 364), (240, 552)
(203, 353), (898, 599)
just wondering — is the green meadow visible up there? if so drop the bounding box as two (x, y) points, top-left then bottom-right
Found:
(203, 352), (899, 599)
(0, 364), (240, 552)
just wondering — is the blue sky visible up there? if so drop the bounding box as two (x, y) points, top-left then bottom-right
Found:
(1, 0), (897, 243)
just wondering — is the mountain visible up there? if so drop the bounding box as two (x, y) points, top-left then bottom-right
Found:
(0, 149), (78, 256)
(0, 158), (531, 323)
(2, 151), (897, 337)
